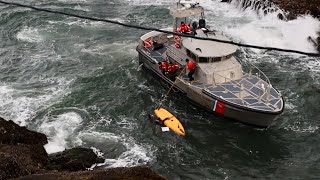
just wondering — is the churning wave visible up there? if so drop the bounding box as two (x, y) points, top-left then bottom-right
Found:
(1, 0), (320, 170)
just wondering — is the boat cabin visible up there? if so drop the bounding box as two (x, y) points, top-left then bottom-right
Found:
(168, 2), (244, 85)
(181, 28), (242, 84)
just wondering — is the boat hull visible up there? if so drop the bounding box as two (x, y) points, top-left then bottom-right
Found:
(137, 47), (283, 127)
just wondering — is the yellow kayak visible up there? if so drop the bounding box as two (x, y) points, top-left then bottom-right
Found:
(154, 108), (185, 136)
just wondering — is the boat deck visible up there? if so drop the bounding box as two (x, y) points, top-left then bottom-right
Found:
(144, 45), (283, 113)
(146, 45), (167, 63)
(188, 74), (283, 112)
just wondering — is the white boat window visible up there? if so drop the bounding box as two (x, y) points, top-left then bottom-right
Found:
(199, 57), (208, 63)
(213, 57), (221, 62)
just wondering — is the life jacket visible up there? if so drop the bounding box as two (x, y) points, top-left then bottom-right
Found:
(174, 35), (181, 48)
(168, 64), (179, 73)
(143, 38), (152, 48)
(184, 24), (191, 32)
(159, 61), (169, 71)
(187, 60), (196, 70)
(178, 24), (190, 33)
(178, 24), (185, 33)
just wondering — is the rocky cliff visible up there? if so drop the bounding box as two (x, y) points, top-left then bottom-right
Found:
(224, 0), (320, 19)
(0, 117), (165, 180)
(271, 0), (320, 19)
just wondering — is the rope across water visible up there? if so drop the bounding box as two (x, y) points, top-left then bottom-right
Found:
(0, 0), (319, 57)
(157, 66), (187, 109)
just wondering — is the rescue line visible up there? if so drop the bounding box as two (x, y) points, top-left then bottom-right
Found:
(149, 66), (187, 136)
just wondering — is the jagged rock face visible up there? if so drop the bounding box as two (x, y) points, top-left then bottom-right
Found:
(0, 118), (49, 179)
(0, 118), (165, 179)
(47, 147), (105, 171)
(271, 0), (320, 18)
(0, 153), (24, 180)
(0, 118), (47, 145)
(224, 0), (320, 20)
(0, 144), (48, 180)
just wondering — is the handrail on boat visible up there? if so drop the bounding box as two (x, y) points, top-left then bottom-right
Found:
(244, 60), (272, 102)
(207, 71), (271, 103)
(246, 61), (271, 85)
(173, 60), (272, 104)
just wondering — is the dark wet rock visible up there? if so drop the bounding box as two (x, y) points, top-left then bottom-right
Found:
(270, 0), (320, 18)
(0, 118), (49, 179)
(0, 117), (47, 145)
(308, 34), (320, 52)
(277, 13), (284, 20)
(16, 166), (167, 180)
(0, 153), (24, 180)
(0, 144), (48, 178)
(47, 147), (105, 171)
(226, 0), (320, 20)
(0, 118), (165, 179)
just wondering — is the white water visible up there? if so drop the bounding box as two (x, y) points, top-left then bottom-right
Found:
(40, 112), (84, 154)
(2, 0), (320, 168)
(202, 0), (320, 53)
(66, 0), (320, 161)
(102, 136), (155, 168)
(125, 0), (320, 53)
(16, 27), (44, 43)
(0, 77), (70, 126)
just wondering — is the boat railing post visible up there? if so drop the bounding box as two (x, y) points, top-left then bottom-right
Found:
(239, 84), (241, 99)
(249, 66), (252, 78)
(266, 84), (271, 104)
(239, 83), (244, 98)
(258, 86), (262, 103)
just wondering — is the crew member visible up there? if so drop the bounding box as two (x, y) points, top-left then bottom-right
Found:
(178, 21), (190, 34)
(168, 62), (179, 81)
(184, 23), (191, 33)
(186, 59), (196, 81)
(158, 61), (169, 75)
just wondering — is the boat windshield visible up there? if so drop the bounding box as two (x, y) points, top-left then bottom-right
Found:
(170, 6), (204, 18)
(199, 57), (209, 63)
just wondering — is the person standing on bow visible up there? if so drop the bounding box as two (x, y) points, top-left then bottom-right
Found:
(186, 59), (196, 81)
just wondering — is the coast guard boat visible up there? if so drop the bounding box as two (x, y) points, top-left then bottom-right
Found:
(136, 0), (284, 127)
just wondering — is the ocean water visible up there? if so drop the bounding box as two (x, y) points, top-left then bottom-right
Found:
(0, 0), (320, 179)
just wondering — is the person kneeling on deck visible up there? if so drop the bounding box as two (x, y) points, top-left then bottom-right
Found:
(186, 59), (196, 81)
(168, 62), (179, 81)
(158, 61), (169, 76)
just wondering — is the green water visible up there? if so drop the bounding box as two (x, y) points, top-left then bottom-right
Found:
(0, 0), (320, 179)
